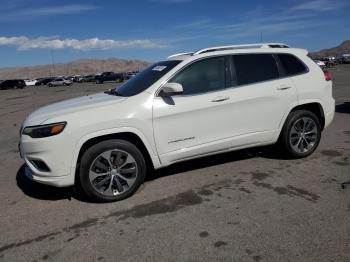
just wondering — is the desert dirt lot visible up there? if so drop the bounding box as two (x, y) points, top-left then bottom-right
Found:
(0, 66), (349, 262)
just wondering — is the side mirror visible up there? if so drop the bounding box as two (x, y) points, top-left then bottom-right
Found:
(160, 82), (183, 96)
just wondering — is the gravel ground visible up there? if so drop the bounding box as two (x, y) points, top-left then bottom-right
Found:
(0, 66), (349, 262)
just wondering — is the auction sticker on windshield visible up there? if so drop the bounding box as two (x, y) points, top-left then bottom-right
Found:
(152, 65), (167, 71)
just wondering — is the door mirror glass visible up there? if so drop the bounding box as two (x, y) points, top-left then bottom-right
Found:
(160, 82), (183, 96)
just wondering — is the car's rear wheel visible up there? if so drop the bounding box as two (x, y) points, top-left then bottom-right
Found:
(279, 110), (321, 158)
(79, 139), (146, 202)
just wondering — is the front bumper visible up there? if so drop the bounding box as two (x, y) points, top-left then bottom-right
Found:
(19, 133), (76, 187)
(24, 164), (74, 187)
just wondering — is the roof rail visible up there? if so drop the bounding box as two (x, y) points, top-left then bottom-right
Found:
(167, 52), (194, 59)
(193, 43), (290, 55)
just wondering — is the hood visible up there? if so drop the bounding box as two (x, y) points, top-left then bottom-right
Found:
(23, 92), (126, 126)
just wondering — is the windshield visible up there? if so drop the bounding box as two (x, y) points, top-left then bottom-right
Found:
(114, 60), (181, 97)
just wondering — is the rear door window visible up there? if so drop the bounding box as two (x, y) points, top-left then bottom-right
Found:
(233, 54), (279, 86)
(277, 54), (308, 76)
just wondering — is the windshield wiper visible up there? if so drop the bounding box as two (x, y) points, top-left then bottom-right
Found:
(104, 89), (122, 96)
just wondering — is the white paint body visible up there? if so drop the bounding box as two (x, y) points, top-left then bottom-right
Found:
(19, 46), (335, 187)
(24, 79), (37, 86)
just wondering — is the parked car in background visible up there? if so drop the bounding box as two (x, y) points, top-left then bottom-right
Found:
(65, 76), (75, 82)
(83, 74), (96, 82)
(95, 72), (124, 84)
(321, 57), (336, 68)
(73, 75), (84, 83)
(24, 79), (38, 86)
(0, 79), (26, 90)
(343, 57), (350, 64)
(313, 60), (326, 68)
(126, 71), (139, 80)
(35, 77), (55, 86)
(337, 55), (350, 64)
(47, 78), (72, 87)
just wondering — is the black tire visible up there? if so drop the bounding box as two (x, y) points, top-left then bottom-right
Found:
(79, 139), (146, 202)
(116, 78), (122, 83)
(48, 84), (52, 87)
(279, 110), (321, 158)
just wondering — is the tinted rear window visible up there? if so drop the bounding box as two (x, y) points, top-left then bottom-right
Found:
(277, 54), (307, 75)
(116, 60), (181, 97)
(233, 54), (279, 86)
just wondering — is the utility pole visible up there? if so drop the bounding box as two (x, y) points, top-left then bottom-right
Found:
(51, 50), (56, 77)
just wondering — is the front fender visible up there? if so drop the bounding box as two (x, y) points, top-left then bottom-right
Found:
(69, 126), (161, 178)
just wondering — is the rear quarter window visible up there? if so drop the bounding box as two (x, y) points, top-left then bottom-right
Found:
(277, 54), (308, 76)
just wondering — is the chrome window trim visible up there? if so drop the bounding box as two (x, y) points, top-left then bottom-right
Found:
(155, 52), (310, 98)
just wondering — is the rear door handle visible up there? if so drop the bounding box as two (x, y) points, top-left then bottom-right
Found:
(212, 96), (230, 102)
(276, 86), (292, 91)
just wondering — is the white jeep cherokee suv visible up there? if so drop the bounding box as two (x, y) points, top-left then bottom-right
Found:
(19, 43), (335, 202)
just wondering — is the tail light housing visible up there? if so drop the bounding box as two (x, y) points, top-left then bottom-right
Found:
(324, 71), (331, 81)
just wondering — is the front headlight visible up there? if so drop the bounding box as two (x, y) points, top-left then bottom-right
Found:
(22, 122), (67, 138)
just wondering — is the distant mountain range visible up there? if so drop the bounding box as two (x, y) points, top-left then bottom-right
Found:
(310, 40), (350, 58)
(0, 58), (150, 80)
(1, 41), (349, 80)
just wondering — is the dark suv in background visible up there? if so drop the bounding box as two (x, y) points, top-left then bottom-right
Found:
(35, 77), (55, 86)
(95, 72), (124, 84)
(0, 80), (26, 90)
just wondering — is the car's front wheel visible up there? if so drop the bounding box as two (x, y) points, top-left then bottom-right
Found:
(279, 110), (321, 158)
(79, 139), (146, 202)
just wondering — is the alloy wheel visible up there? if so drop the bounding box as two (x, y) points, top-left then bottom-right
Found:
(89, 149), (138, 196)
(289, 117), (318, 154)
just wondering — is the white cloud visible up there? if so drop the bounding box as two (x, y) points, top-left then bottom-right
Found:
(163, 7), (338, 45)
(173, 19), (212, 29)
(290, 0), (347, 11)
(18, 4), (97, 16)
(216, 12), (332, 40)
(0, 36), (165, 51)
(0, 4), (97, 21)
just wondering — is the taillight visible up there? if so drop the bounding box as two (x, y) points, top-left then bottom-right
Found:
(324, 71), (331, 81)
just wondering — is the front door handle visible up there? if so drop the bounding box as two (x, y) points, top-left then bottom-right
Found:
(276, 86), (292, 90)
(212, 96), (230, 102)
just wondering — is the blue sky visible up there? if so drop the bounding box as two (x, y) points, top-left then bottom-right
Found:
(0, 0), (349, 67)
